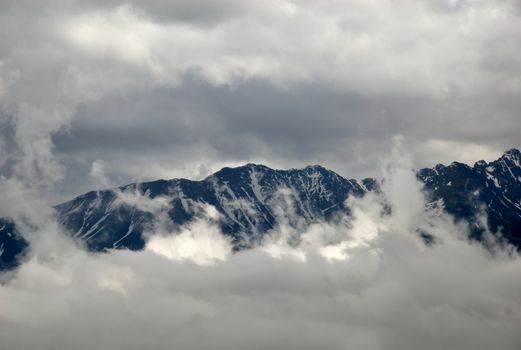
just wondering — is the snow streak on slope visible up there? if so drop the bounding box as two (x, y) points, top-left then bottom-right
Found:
(50, 149), (521, 256)
(54, 164), (366, 252)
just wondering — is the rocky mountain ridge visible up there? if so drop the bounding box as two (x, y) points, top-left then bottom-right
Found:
(1, 149), (521, 270)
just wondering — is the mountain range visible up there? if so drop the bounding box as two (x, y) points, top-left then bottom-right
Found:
(1, 149), (520, 270)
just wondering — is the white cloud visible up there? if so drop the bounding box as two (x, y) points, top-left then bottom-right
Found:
(58, 1), (521, 95)
(114, 187), (170, 214)
(2, 146), (521, 349)
(90, 159), (110, 189)
(146, 215), (232, 265)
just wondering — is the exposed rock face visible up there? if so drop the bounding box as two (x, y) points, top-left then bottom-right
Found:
(2, 149), (521, 270)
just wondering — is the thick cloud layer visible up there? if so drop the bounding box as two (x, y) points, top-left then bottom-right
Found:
(1, 146), (521, 350)
(1, 1), (520, 199)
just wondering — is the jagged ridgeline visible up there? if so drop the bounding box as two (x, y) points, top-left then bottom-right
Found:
(55, 164), (368, 251)
(1, 149), (521, 270)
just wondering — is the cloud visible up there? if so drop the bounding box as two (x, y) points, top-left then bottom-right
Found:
(2, 145), (521, 350)
(90, 159), (110, 189)
(0, 2), (520, 348)
(0, 0), (519, 198)
(55, 1), (520, 96)
(146, 209), (232, 265)
(0, 2), (521, 347)
(113, 186), (171, 214)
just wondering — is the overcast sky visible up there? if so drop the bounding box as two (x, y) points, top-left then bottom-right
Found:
(1, 0), (520, 200)
(2, 2), (521, 349)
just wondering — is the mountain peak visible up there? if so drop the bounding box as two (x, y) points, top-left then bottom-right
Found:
(474, 160), (488, 169)
(303, 164), (328, 172)
(206, 163), (271, 180)
(502, 148), (521, 162)
(3, 149), (521, 271)
(243, 163), (271, 170)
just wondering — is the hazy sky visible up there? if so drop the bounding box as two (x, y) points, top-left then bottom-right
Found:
(1, 0), (520, 199)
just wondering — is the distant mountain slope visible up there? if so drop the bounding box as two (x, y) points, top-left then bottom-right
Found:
(54, 164), (366, 251)
(2, 149), (521, 270)
(418, 149), (521, 246)
(0, 219), (28, 270)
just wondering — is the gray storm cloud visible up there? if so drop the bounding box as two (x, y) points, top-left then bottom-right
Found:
(0, 0), (520, 199)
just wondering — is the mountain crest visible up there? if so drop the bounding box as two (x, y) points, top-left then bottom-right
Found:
(2, 148), (521, 270)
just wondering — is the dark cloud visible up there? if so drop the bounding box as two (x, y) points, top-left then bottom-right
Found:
(0, 0), (519, 202)
(51, 77), (520, 199)
(85, 0), (251, 25)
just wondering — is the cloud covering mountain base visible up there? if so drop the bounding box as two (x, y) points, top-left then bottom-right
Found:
(1, 147), (520, 350)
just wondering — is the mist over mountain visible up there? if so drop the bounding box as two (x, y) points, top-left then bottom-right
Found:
(2, 145), (521, 350)
(2, 148), (520, 270)
(418, 148), (521, 246)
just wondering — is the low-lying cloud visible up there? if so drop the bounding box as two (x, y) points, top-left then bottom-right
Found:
(1, 147), (520, 350)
